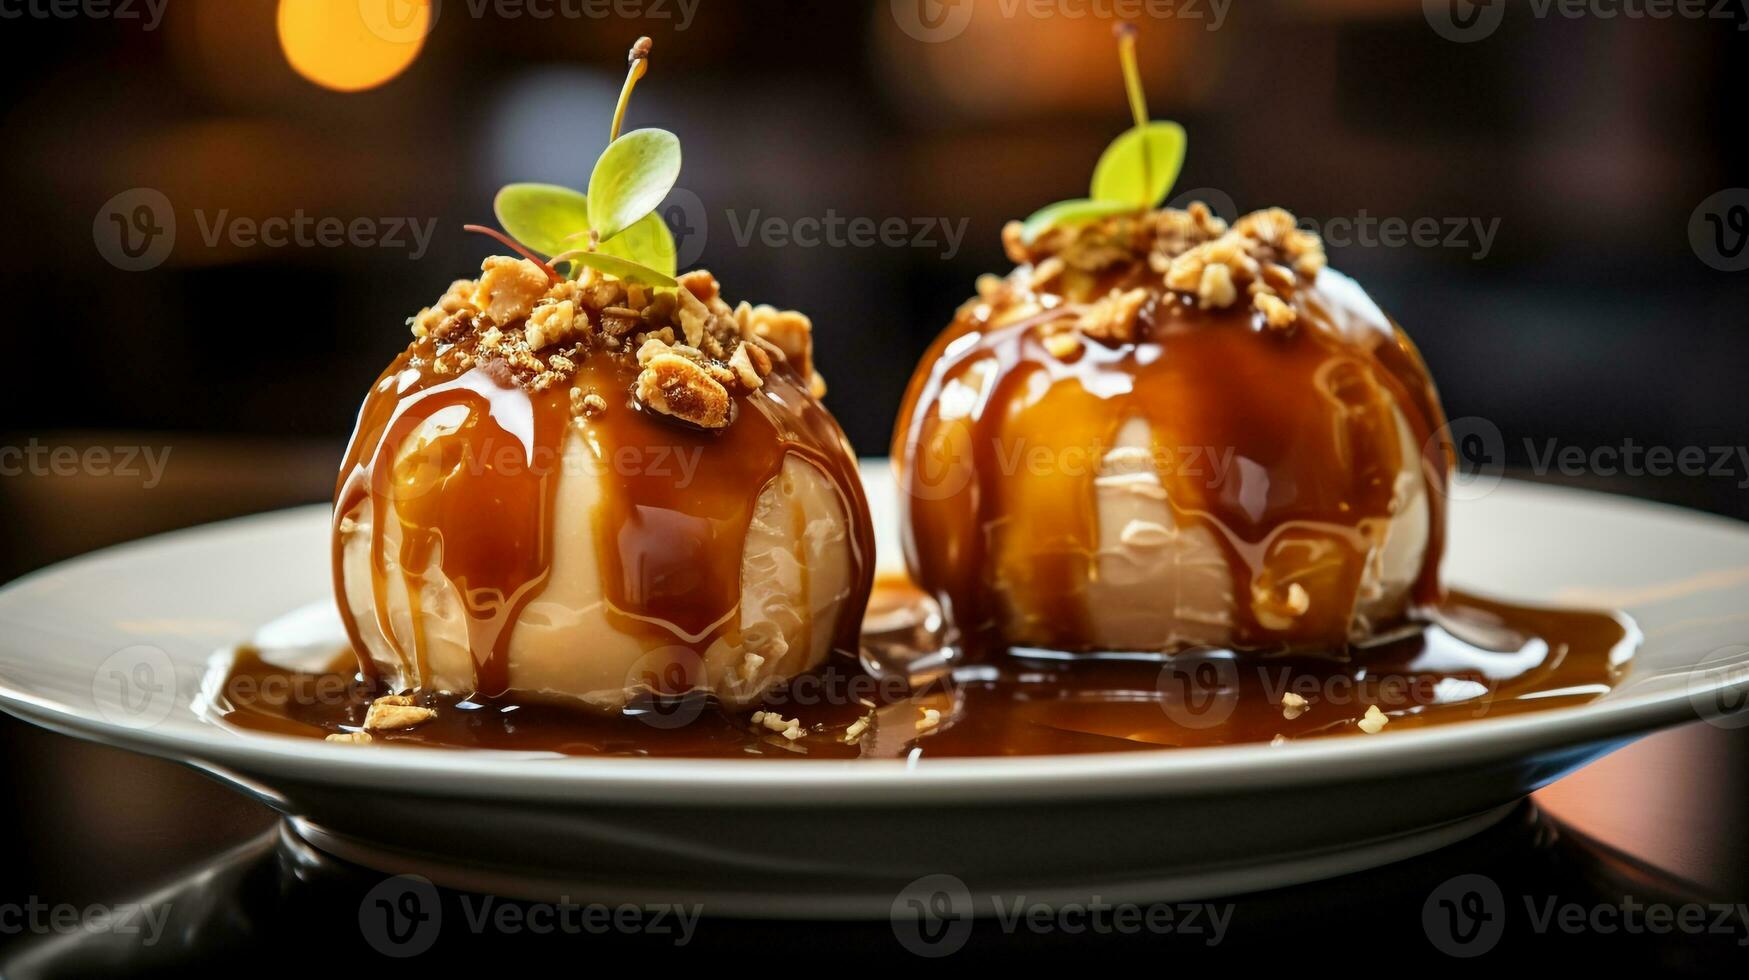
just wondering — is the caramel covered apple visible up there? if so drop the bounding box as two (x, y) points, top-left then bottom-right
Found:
(332, 40), (873, 712)
(893, 205), (1449, 656)
(891, 29), (1451, 658)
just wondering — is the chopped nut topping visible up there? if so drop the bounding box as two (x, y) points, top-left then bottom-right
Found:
(997, 202), (1329, 335)
(325, 731), (373, 745)
(1197, 262), (1237, 309)
(405, 262), (818, 431)
(751, 710), (805, 740)
(1255, 292), (1297, 329)
(1280, 691), (1310, 720)
(472, 257), (550, 325)
(728, 341), (767, 389)
(526, 299), (585, 350)
(916, 707), (942, 734)
(843, 715), (872, 744)
(1358, 704), (1390, 734)
(1042, 330), (1083, 360)
(1076, 287), (1150, 343)
(364, 695), (436, 732)
(636, 347), (731, 428)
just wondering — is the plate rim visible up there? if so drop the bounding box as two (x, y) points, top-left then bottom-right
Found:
(1, 478), (1746, 807)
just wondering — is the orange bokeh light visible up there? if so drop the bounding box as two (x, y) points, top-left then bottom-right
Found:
(277, 0), (429, 92)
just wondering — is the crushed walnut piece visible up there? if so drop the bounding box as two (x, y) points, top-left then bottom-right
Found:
(325, 731), (373, 745)
(1280, 691), (1310, 721)
(751, 710), (805, 741)
(1358, 704), (1390, 734)
(363, 694), (436, 732)
(998, 202), (1329, 336)
(405, 260), (823, 429)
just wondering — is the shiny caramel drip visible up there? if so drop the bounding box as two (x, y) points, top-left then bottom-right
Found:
(332, 329), (874, 698)
(892, 267), (1452, 655)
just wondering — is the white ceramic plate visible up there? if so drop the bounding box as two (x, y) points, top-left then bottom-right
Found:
(2, 462), (1747, 917)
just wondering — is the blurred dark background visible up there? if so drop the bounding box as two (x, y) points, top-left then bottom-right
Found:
(2, 0), (1747, 581)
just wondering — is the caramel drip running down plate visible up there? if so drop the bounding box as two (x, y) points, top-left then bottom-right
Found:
(0, 462), (1744, 913)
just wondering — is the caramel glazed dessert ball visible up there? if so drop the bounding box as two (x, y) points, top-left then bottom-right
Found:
(893, 205), (1454, 656)
(334, 259), (875, 710)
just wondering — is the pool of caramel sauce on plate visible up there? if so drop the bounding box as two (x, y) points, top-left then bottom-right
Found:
(211, 576), (1635, 759)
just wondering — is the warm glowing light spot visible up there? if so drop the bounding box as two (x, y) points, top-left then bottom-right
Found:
(277, 0), (429, 92)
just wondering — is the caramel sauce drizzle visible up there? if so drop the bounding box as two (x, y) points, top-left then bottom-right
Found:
(332, 328), (874, 698)
(892, 265), (1452, 654)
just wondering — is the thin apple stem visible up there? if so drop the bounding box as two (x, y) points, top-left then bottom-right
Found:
(610, 37), (654, 144)
(1116, 24), (1152, 202)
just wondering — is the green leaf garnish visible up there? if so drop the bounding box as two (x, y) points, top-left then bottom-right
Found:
(551, 249), (678, 288)
(1017, 27), (1190, 243)
(597, 210), (677, 278)
(1020, 198), (1142, 244)
(494, 183), (591, 258)
(478, 39), (687, 289)
(1091, 121), (1186, 208)
(587, 128), (681, 243)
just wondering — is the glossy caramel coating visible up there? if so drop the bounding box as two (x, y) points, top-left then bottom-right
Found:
(893, 208), (1453, 655)
(333, 268), (874, 700)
